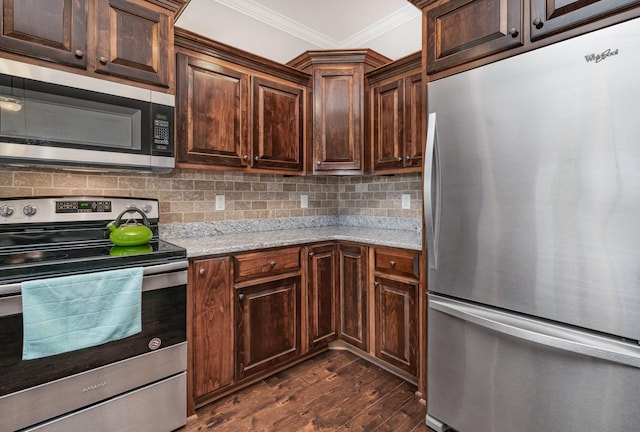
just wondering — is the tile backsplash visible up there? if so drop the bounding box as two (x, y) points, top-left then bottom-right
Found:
(0, 168), (422, 223)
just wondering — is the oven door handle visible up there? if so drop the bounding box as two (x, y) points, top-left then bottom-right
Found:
(0, 260), (188, 317)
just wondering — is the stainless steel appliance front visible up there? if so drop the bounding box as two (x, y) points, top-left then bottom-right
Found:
(424, 17), (640, 432)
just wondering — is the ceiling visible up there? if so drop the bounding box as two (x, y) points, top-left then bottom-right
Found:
(175, 0), (422, 64)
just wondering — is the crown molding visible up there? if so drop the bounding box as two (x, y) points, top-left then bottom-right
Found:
(213, 0), (420, 49)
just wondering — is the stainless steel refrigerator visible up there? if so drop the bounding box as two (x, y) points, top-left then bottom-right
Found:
(424, 17), (640, 432)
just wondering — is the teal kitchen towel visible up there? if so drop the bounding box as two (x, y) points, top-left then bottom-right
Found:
(21, 267), (143, 360)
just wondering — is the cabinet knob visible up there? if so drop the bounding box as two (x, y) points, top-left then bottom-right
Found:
(99, 56), (108, 65)
(390, 260), (396, 267)
(308, 252), (315, 257)
(269, 261), (276, 268)
(509, 27), (519, 37)
(406, 156), (411, 161)
(243, 155), (249, 161)
(533, 18), (544, 29)
(199, 268), (205, 276)
(75, 49), (84, 59)
(238, 293), (245, 301)
(397, 157), (403, 162)
(374, 281), (380, 287)
(316, 160), (321, 165)
(254, 156), (259, 162)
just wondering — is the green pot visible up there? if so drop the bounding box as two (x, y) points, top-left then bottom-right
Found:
(107, 207), (153, 246)
(109, 244), (153, 256)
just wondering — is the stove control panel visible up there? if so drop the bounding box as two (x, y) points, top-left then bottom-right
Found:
(56, 200), (112, 213)
(0, 197), (159, 224)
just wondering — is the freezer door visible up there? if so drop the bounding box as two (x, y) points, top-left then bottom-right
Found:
(426, 17), (640, 341)
(427, 294), (640, 432)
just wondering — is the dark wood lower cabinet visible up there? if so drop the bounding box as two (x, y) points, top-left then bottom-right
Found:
(338, 244), (368, 351)
(235, 276), (301, 379)
(192, 257), (234, 399)
(374, 276), (418, 376)
(307, 243), (338, 351)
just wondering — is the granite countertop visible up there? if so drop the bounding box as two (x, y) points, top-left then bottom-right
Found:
(161, 216), (422, 258)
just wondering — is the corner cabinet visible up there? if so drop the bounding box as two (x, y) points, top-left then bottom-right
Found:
(338, 243), (369, 350)
(175, 29), (309, 173)
(288, 50), (390, 175)
(0, 0), (182, 89)
(367, 52), (423, 174)
(306, 243), (338, 352)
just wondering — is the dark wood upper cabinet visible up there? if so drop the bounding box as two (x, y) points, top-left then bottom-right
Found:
(95, 0), (171, 87)
(176, 53), (250, 167)
(367, 52), (423, 174)
(426, 0), (523, 74)
(288, 50), (390, 175)
(0, 0), (87, 68)
(251, 76), (304, 171)
(530, 0), (640, 39)
(174, 29), (310, 173)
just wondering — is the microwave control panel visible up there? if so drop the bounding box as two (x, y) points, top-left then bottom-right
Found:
(151, 106), (173, 155)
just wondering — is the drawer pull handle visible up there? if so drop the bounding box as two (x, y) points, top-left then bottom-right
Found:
(390, 260), (396, 267)
(270, 261), (276, 268)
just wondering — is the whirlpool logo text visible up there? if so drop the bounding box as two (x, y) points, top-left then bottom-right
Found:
(584, 48), (619, 63)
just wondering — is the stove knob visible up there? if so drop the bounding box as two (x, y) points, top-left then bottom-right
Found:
(23, 204), (37, 216)
(0, 205), (14, 217)
(140, 204), (152, 214)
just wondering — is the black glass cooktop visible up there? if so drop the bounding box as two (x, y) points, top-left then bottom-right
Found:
(0, 239), (186, 285)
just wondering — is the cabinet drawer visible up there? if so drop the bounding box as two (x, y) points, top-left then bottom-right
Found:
(374, 248), (419, 279)
(234, 247), (301, 282)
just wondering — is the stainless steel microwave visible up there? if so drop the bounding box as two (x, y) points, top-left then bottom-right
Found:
(0, 58), (174, 172)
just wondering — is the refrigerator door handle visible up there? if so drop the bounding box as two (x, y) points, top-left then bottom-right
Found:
(424, 112), (439, 269)
(430, 296), (640, 369)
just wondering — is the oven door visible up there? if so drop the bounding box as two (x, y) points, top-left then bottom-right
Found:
(0, 261), (187, 432)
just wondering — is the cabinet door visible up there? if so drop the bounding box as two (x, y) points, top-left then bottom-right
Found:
(338, 244), (368, 351)
(372, 78), (404, 172)
(176, 53), (250, 167)
(307, 244), (337, 350)
(192, 257), (234, 399)
(236, 276), (301, 379)
(95, 0), (171, 87)
(0, 0), (87, 68)
(251, 76), (304, 171)
(374, 276), (418, 376)
(426, 0), (523, 74)
(404, 72), (423, 169)
(313, 66), (363, 174)
(530, 0), (640, 40)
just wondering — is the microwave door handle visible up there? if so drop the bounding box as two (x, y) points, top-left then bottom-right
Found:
(424, 112), (439, 270)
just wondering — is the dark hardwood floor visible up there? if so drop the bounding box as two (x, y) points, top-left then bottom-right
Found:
(180, 349), (430, 431)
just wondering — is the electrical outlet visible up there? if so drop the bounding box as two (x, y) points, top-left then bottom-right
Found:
(300, 194), (308, 209)
(402, 194), (411, 209)
(215, 194), (225, 211)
